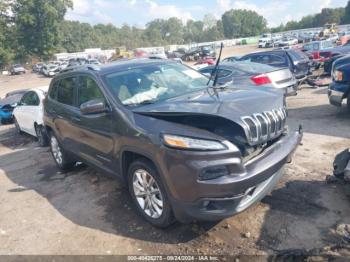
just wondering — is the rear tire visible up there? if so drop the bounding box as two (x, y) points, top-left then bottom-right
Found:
(35, 124), (49, 147)
(127, 159), (175, 228)
(347, 92), (350, 112)
(49, 132), (75, 171)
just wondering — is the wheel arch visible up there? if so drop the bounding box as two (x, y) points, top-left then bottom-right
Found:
(121, 150), (156, 181)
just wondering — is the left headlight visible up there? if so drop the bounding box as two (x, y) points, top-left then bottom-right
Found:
(162, 134), (227, 151)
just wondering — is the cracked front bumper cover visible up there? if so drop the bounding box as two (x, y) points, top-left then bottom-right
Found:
(169, 130), (303, 222)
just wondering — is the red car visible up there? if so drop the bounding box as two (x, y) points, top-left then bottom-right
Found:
(194, 57), (216, 65)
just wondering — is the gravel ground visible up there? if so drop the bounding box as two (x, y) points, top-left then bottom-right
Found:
(0, 46), (350, 258)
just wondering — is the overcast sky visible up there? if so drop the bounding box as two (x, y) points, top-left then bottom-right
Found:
(65, 0), (349, 28)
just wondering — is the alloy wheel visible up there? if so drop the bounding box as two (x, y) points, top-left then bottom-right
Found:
(132, 169), (164, 219)
(50, 136), (63, 165)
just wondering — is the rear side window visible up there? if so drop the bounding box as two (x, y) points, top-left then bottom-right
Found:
(288, 50), (305, 61)
(57, 77), (76, 106)
(78, 76), (105, 106)
(21, 91), (40, 106)
(250, 55), (270, 64)
(217, 69), (232, 78)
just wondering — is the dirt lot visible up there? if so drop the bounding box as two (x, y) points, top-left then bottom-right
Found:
(0, 45), (350, 257)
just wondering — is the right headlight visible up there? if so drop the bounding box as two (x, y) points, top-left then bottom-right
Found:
(162, 134), (227, 151)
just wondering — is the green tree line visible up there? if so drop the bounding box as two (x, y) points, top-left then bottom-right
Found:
(272, 2), (350, 32)
(0, 0), (350, 68)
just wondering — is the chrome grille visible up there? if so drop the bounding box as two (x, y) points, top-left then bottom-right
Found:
(241, 108), (287, 145)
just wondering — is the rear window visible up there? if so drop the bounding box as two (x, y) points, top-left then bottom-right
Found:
(321, 41), (333, 49)
(288, 50), (306, 61)
(230, 62), (276, 74)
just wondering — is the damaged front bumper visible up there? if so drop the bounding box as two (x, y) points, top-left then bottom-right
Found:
(161, 130), (303, 222)
(328, 82), (347, 107)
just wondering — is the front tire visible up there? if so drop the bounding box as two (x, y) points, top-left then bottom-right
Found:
(128, 159), (174, 228)
(1, 118), (8, 125)
(14, 117), (22, 133)
(49, 133), (75, 171)
(35, 125), (49, 147)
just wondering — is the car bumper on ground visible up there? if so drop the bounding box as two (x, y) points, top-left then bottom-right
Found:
(328, 82), (348, 107)
(161, 130), (303, 222)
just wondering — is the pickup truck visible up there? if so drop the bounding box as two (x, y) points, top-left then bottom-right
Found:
(328, 55), (350, 111)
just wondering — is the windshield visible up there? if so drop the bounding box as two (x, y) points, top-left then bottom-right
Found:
(304, 42), (319, 51)
(103, 63), (209, 106)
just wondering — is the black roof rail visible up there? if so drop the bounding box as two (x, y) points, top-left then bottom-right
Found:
(59, 64), (100, 74)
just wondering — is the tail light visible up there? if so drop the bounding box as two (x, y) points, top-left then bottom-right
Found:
(251, 74), (272, 86)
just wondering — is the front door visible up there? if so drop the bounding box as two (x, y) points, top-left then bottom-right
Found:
(73, 75), (115, 172)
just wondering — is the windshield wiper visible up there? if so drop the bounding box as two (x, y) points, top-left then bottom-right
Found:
(207, 42), (224, 88)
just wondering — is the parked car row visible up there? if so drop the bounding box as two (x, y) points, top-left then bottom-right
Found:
(32, 58), (102, 77)
(3, 58), (303, 228)
(198, 48), (312, 96)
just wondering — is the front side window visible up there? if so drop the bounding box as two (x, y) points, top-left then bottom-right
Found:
(57, 77), (76, 106)
(21, 93), (32, 106)
(21, 92), (39, 106)
(78, 76), (105, 106)
(103, 63), (208, 106)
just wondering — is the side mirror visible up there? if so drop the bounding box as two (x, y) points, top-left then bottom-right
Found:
(80, 99), (108, 115)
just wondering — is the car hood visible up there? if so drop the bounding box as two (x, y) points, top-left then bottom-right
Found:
(132, 87), (284, 124)
(334, 54), (350, 69)
(329, 45), (350, 54)
(0, 94), (22, 108)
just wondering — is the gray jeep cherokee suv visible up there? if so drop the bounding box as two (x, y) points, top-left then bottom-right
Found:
(44, 59), (302, 227)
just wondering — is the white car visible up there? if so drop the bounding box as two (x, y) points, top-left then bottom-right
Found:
(87, 59), (101, 65)
(42, 64), (60, 77)
(13, 86), (49, 146)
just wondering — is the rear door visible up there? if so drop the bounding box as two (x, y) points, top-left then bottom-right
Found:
(50, 76), (80, 152)
(74, 75), (115, 172)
